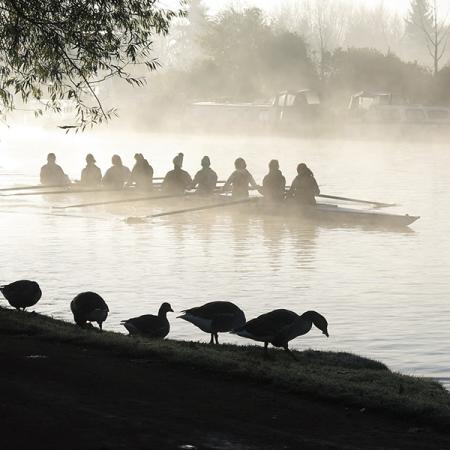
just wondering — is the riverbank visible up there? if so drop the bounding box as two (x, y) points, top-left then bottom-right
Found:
(1, 306), (450, 449)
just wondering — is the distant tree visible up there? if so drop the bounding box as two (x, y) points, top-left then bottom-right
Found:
(192, 8), (317, 100)
(431, 65), (450, 103)
(165, 0), (210, 70)
(345, 4), (404, 55)
(311, 0), (348, 80)
(328, 47), (432, 105)
(405, 0), (449, 75)
(274, 0), (349, 81)
(0, 1), (183, 129)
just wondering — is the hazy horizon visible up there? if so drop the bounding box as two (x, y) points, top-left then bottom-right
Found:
(203, 0), (413, 15)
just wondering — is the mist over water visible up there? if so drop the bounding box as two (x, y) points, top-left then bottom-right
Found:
(0, 125), (449, 388)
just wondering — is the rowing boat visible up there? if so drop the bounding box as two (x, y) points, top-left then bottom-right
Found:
(123, 196), (419, 228)
(247, 201), (419, 228)
(1, 184), (419, 228)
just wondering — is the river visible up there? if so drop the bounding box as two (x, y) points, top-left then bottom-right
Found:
(1, 125), (449, 388)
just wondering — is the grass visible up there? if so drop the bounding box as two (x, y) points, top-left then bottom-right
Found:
(1, 305), (450, 429)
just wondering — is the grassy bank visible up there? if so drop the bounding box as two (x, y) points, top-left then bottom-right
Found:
(1, 306), (449, 430)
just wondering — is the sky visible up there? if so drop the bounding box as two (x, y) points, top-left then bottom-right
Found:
(203, 0), (413, 15)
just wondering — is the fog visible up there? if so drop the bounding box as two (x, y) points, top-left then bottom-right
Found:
(8, 0), (450, 137)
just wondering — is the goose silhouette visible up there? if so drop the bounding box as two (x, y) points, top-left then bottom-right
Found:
(178, 301), (246, 344)
(121, 302), (173, 338)
(71, 292), (109, 330)
(0, 280), (42, 311)
(234, 309), (329, 358)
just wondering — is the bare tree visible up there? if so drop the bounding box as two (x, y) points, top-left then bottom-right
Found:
(407, 0), (450, 75)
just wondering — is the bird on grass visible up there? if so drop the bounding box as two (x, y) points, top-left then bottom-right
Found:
(121, 302), (174, 338)
(178, 301), (246, 344)
(71, 292), (109, 331)
(233, 309), (329, 359)
(0, 280), (42, 311)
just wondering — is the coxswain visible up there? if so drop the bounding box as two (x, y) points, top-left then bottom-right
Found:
(223, 157), (259, 199)
(287, 163), (320, 205)
(162, 153), (192, 195)
(102, 154), (131, 190)
(129, 153), (154, 191)
(191, 156), (218, 195)
(261, 159), (286, 202)
(80, 153), (102, 186)
(40, 153), (70, 186)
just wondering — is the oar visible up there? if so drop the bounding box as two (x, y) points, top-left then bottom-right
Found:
(3, 187), (124, 197)
(0, 183), (68, 192)
(126, 197), (258, 223)
(54, 192), (187, 210)
(317, 194), (396, 208)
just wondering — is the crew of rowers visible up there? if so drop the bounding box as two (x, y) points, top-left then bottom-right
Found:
(40, 152), (320, 205)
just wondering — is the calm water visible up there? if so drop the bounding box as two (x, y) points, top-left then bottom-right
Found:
(1, 125), (449, 388)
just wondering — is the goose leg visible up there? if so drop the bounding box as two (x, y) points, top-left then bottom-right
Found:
(98, 322), (103, 331)
(214, 333), (219, 345)
(209, 333), (214, 344)
(263, 342), (269, 358)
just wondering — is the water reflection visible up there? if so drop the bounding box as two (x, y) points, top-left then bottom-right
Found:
(1, 127), (449, 386)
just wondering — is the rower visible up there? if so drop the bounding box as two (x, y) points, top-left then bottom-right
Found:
(40, 153), (70, 186)
(223, 157), (259, 199)
(191, 156), (218, 195)
(287, 163), (320, 205)
(129, 153), (154, 191)
(80, 153), (102, 186)
(102, 154), (131, 190)
(261, 159), (286, 202)
(161, 153), (192, 195)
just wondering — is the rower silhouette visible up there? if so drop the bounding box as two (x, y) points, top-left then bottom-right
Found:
(261, 159), (286, 202)
(287, 163), (320, 205)
(102, 155), (131, 190)
(129, 153), (154, 191)
(162, 153), (192, 195)
(223, 157), (259, 199)
(80, 153), (102, 186)
(191, 156), (218, 195)
(40, 153), (70, 186)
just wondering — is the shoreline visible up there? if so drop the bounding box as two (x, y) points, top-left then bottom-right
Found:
(1, 306), (450, 449)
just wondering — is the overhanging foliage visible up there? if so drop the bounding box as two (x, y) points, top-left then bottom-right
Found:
(0, 0), (185, 129)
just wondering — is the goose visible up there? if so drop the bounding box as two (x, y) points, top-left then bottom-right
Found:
(121, 302), (173, 338)
(234, 309), (329, 358)
(178, 301), (246, 344)
(70, 292), (109, 330)
(0, 280), (42, 311)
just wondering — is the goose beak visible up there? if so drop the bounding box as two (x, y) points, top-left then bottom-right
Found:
(324, 331), (329, 338)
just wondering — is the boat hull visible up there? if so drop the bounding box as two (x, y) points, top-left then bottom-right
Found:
(5, 186), (419, 228)
(249, 201), (419, 228)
